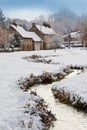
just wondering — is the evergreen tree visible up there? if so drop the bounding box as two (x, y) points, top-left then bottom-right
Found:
(0, 8), (6, 29)
(10, 34), (22, 47)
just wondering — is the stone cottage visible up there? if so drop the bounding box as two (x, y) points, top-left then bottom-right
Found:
(10, 23), (43, 51)
(29, 23), (56, 49)
(0, 28), (8, 48)
(63, 31), (82, 47)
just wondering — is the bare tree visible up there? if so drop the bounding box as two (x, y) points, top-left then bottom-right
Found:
(49, 34), (63, 49)
(0, 8), (6, 29)
(34, 15), (47, 25)
(33, 9), (79, 36)
(48, 9), (79, 34)
(79, 15), (87, 47)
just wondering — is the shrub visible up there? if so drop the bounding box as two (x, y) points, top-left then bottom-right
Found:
(52, 89), (87, 113)
(18, 66), (77, 91)
(40, 72), (54, 84)
(56, 72), (65, 80)
(29, 55), (42, 60)
(23, 91), (56, 129)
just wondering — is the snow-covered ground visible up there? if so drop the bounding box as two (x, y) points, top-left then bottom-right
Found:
(52, 69), (87, 102)
(0, 48), (87, 129)
(51, 49), (87, 104)
(0, 52), (46, 130)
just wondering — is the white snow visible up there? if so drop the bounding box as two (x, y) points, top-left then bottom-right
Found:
(70, 31), (80, 39)
(0, 48), (87, 129)
(36, 25), (56, 35)
(63, 31), (80, 39)
(11, 24), (42, 41)
(52, 69), (87, 102)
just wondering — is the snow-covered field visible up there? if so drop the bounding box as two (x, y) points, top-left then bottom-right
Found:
(0, 52), (46, 130)
(0, 48), (87, 129)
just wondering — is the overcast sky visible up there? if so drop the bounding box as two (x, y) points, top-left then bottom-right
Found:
(1, 0), (87, 21)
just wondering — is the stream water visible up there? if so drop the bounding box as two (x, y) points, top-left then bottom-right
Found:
(30, 70), (87, 130)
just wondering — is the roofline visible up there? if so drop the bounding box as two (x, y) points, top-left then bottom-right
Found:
(10, 24), (43, 42)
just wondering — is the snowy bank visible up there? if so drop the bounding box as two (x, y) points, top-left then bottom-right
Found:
(52, 69), (87, 112)
(0, 51), (57, 130)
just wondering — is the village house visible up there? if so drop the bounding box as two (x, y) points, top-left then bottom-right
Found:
(10, 23), (43, 51)
(29, 23), (56, 49)
(0, 28), (8, 49)
(63, 31), (82, 47)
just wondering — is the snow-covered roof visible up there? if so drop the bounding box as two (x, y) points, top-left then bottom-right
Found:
(36, 25), (56, 35)
(70, 31), (80, 38)
(10, 24), (42, 42)
(63, 31), (80, 39)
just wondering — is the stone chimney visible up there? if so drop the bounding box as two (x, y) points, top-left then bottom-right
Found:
(32, 23), (36, 27)
(12, 21), (17, 27)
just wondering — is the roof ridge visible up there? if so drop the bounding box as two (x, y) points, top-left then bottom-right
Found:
(10, 24), (42, 41)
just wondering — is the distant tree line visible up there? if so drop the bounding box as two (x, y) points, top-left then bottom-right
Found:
(34, 9), (87, 47)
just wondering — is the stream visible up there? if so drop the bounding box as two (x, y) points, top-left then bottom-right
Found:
(30, 70), (87, 130)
